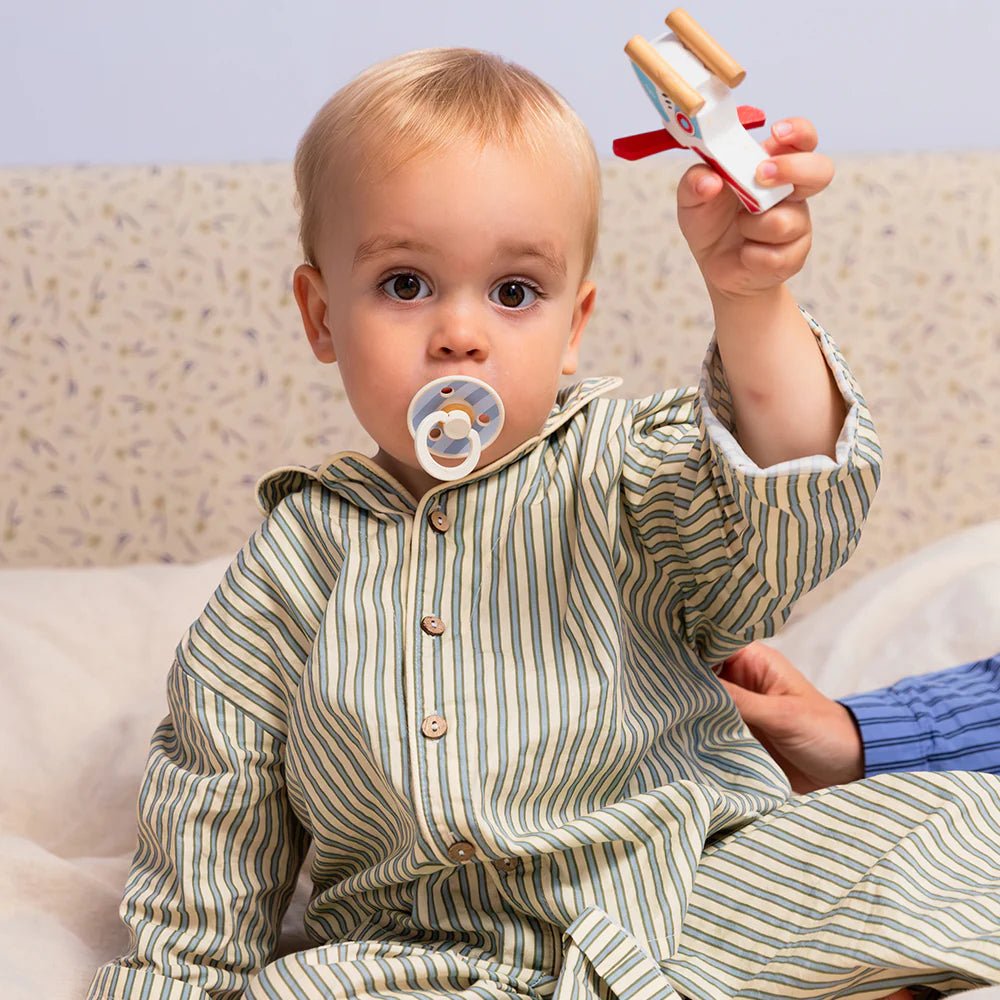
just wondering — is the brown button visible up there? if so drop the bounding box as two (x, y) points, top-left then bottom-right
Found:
(428, 509), (450, 533)
(492, 857), (521, 874)
(447, 840), (476, 863)
(420, 615), (446, 636)
(421, 714), (448, 739)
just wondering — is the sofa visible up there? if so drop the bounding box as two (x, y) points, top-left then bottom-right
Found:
(1, 150), (998, 999)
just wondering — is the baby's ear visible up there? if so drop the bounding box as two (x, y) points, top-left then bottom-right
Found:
(562, 281), (597, 375)
(294, 264), (337, 363)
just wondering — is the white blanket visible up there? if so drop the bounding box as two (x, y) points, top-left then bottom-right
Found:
(2, 521), (999, 1000)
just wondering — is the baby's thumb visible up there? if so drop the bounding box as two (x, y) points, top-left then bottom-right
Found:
(677, 165), (724, 211)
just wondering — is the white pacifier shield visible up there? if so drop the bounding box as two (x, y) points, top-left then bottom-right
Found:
(406, 375), (505, 482)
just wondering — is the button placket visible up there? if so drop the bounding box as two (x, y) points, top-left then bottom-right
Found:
(411, 500), (470, 869)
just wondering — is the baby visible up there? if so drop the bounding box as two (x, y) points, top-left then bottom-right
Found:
(89, 48), (1000, 1000)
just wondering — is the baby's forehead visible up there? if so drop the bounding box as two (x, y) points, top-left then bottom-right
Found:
(311, 128), (597, 276)
(357, 129), (582, 188)
(334, 131), (575, 202)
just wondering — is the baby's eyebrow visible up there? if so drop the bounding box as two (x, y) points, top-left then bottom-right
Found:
(495, 241), (567, 279)
(353, 236), (434, 270)
(352, 234), (567, 280)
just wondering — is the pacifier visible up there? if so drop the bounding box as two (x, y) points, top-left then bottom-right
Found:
(406, 375), (506, 482)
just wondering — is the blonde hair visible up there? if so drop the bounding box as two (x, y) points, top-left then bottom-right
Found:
(294, 48), (601, 276)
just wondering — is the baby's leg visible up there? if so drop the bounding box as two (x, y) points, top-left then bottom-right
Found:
(246, 937), (546, 1000)
(661, 770), (1000, 1000)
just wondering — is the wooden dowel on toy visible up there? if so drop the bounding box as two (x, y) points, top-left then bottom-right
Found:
(624, 35), (705, 116)
(665, 8), (746, 88)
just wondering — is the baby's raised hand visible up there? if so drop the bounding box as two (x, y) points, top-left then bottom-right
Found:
(676, 117), (833, 300)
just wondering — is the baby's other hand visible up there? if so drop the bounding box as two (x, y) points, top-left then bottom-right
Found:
(677, 117), (833, 300)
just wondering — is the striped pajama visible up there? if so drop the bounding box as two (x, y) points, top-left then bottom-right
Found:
(89, 316), (1000, 1000)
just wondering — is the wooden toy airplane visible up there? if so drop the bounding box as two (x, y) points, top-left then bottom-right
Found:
(614, 9), (794, 214)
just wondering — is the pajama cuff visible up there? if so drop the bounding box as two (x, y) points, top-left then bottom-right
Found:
(839, 691), (931, 776)
(88, 963), (214, 1000)
(697, 307), (879, 511)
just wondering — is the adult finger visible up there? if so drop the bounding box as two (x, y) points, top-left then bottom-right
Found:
(718, 677), (795, 732)
(717, 644), (792, 695)
(719, 644), (812, 697)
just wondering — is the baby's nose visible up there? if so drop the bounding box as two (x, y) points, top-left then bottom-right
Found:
(428, 312), (489, 360)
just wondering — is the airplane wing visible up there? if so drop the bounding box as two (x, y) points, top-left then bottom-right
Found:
(612, 128), (684, 160)
(613, 105), (767, 161)
(737, 105), (766, 129)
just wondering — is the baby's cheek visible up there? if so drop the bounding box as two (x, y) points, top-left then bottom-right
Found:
(505, 393), (557, 450)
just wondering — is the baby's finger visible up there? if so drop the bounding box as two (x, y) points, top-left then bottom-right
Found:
(761, 117), (819, 156)
(739, 230), (812, 283)
(676, 163), (725, 210)
(756, 151), (834, 201)
(738, 201), (811, 247)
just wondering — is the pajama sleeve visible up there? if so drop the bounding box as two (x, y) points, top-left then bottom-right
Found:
(621, 310), (882, 665)
(87, 515), (315, 1000)
(840, 655), (1000, 776)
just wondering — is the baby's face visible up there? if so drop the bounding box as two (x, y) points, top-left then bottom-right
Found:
(294, 137), (596, 500)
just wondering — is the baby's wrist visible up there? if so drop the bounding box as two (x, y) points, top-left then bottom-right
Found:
(709, 284), (805, 361)
(707, 281), (788, 319)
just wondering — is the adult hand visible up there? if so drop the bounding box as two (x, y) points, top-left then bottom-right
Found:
(717, 642), (864, 793)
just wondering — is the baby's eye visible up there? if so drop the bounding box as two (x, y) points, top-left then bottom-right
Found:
(381, 273), (431, 301)
(489, 280), (538, 310)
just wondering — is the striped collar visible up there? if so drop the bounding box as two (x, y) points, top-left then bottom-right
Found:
(257, 375), (623, 516)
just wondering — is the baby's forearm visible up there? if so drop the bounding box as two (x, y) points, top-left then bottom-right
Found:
(710, 285), (846, 467)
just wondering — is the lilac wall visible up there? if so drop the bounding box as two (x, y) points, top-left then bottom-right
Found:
(2, 0), (997, 166)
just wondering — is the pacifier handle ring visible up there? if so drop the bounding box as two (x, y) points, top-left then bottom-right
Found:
(414, 409), (483, 482)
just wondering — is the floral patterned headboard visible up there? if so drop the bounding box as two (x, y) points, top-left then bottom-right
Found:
(2, 152), (997, 609)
